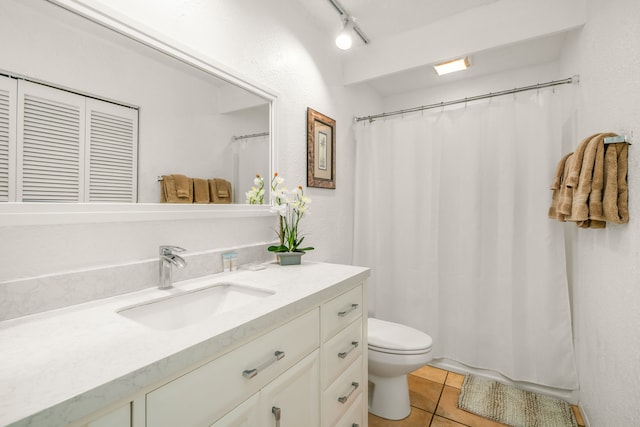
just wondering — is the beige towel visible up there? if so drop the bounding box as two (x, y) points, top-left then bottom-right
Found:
(556, 153), (575, 220)
(161, 175), (193, 203)
(587, 136), (607, 222)
(173, 174), (190, 198)
(548, 152), (573, 221)
(603, 143), (629, 224)
(570, 133), (615, 222)
(565, 133), (601, 188)
(193, 178), (210, 204)
(209, 179), (232, 204)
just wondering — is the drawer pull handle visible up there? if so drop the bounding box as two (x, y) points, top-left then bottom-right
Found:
(242, 350), (285, 379)
(338, 381), (359, 404)
(338, 303), (359, 317)
(272, 406), (281, 427)
(338, 341), (359, 359)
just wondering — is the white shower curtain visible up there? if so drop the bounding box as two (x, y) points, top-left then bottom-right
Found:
(353, 89), (578, 390)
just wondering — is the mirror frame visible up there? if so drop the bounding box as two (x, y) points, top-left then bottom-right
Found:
(0, 0), (278, 225)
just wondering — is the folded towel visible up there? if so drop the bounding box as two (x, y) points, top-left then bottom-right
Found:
(548, 152), (573, 221)
(209, 178), (232, 204)
(193, 178), (210, 204)
(570, 133), (615, 222)
(565, 133), (601, 188)
(173, 174), (190, 198)
(161, 175), (193, 203)
(588, 135), (607, 222)
(603, 142), (629, 224)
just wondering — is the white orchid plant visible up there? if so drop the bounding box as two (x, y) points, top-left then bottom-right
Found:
(245, 174), (265, 205)
(267, 173), (314, 254)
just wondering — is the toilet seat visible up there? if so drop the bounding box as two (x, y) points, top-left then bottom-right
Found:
(368, 318), (433, 355)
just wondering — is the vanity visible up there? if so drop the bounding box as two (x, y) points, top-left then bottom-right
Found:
(0, 262), (369, 427)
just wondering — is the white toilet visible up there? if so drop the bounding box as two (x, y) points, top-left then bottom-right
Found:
(367, 317), (433, 420)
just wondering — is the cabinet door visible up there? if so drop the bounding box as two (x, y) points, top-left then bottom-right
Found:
(210, 394), (260, 427)
(259, 350), (320, 427)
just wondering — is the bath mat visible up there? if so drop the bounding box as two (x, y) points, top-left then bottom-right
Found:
(457, 375), (577, 427)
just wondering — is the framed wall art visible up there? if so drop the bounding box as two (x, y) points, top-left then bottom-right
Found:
(307, 108), (336, 189)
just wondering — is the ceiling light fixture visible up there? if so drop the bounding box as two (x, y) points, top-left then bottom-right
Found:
(327, 0), (369, 50)
(335, 17), (354, 50)
(433, 57), (470, 75)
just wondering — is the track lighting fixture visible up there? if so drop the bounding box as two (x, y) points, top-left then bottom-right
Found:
(335, 16), (354, 50)
(327, 0), (369, 50)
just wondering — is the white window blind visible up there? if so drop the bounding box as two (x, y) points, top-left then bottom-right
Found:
(86, 99), (138, 202)
(8, 79), (138, 203)
(0, 76), (17, 202)
(18, 81), (84, 202)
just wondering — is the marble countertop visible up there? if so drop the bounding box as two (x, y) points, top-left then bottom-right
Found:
(0, 261), (369, 427)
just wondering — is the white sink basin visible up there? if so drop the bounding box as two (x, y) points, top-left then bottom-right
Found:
(118, 282), (275, 330)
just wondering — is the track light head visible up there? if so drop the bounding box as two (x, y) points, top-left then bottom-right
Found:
(335, 16), (354, 50)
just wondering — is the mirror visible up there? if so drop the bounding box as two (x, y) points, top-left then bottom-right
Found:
(0, 0), (274, 207)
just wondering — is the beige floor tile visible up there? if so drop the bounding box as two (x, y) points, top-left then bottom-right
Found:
(571, 405), (585, 427)
(408, 375), (444, 413)
(411, 365), (448, 384)
(430, 415), (470, 427)
(445, 372), (465, 389)
(435, 386), (509, 427)
(368, 407), (433, 427)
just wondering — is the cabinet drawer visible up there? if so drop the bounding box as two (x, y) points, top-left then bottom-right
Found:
(321, 285), (363, 341)
(322, 355), (364, 427)
(322, 318), (362, 389)
(146, 308), (319, 427)
(333, 394), (363, 427)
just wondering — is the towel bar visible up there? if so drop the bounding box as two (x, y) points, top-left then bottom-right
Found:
(604, 133), (632, 145)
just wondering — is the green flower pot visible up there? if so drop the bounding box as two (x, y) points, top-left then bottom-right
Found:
(276, 252), (304, 266)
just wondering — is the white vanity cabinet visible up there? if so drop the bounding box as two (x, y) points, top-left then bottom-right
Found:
(74, 279), (367, 427)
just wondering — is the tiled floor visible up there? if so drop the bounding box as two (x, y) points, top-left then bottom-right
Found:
(368, 365), (586, 427)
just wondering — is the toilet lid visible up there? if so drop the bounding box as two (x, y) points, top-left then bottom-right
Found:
(368, 318), (433, 354)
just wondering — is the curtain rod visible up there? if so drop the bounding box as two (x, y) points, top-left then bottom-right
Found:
(231, 131), (269, 141)
(354, 75), (579, 123)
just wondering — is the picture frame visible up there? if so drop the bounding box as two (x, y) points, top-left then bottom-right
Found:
(307, 108), (336, 189)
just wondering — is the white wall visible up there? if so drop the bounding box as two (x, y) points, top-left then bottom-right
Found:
(0, 0), (381, 281)
(560, 0), (640, 425)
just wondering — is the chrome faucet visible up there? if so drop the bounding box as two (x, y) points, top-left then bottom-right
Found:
(159, 245), (186, 289)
